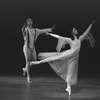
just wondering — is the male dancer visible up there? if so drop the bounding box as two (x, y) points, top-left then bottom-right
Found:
(22, 18), (52, 82)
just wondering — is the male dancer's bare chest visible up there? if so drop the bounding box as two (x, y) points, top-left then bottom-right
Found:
(26, 28), (36, 49)
(28, 29), (36, 42)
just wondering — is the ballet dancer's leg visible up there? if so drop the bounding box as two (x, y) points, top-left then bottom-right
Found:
(23, 45), (31, 82)
(23, 61), (31, 82)
(24, 47), (37, 82)
(26, 62), (31, 82)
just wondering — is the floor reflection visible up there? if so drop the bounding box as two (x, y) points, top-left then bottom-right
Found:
(22, 82), (30, 100)
(0, 77), (100, 100)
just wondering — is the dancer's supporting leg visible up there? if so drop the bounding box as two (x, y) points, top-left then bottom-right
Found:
(23, 45), (31, 82)
(23, 62), (31, 82)
(65, 62), (74, 96)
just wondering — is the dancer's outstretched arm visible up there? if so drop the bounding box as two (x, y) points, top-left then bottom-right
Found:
(47, 32), (72, 52)
(37, 24), (55, 34)
(79, 20), (96, 47)
(46, 32), (71, 42)
(37, 28), (52, 34)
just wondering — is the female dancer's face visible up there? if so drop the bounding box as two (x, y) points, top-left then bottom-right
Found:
(72, 28), (78, 35)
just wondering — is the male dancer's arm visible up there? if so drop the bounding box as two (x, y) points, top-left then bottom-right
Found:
(21, 25), (27, 41)
(36, 28), (52, 36)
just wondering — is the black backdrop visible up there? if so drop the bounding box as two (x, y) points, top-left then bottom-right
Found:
(0, 0), (100, 78)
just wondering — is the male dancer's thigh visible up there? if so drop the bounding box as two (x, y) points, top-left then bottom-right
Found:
(23, 44), (31, 62)
(30, 47), (37, 61)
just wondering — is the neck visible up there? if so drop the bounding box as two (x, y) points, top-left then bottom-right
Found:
(73, 35), (77, 40)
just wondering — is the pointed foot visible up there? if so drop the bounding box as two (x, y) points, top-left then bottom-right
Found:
(22, 68), (27, 76)
(30, 61), (40, 65)
(27, 80), (31, 83)
(66, 87), (71, 96)
(27, 76), (31, 83)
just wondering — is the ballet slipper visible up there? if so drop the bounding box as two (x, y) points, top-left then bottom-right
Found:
(66, 87), (71, 96)
(22, 68), (27, 76)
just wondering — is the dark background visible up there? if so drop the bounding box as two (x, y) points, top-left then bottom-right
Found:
(0, 0), (100, 78)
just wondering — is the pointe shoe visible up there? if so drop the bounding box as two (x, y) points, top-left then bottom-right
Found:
(27, 79), (31, 83)
(22, 68), (27, 76)
(66, 87), (71, 96)
(30, 61), (40, 65)
(30, 62), (33, 66)
(27, 77), (31, 83)
(30, 62), (36, 65)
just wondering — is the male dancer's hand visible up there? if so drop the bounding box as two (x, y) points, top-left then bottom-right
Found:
(51, 24), (56, 32)
(45, 24), (56, 35)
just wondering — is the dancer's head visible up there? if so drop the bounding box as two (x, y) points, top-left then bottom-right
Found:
(26, 18), (33, 28)
(71, 28), (78, 40)
(72, 28), (78, 35)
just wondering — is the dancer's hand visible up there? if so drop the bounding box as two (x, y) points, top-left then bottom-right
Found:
(91, 19), (96, 24)
(51, 24), (56, 32)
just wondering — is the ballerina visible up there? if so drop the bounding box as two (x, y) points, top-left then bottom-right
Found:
(22, 18), (52, 82)
(30, 20), (96, 95)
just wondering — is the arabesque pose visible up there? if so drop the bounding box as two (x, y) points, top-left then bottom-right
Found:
(30, 20), (96, 95)
(22, 18), (52, 82)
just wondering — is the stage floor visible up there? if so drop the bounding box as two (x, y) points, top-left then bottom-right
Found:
(0, 76), (100, 100)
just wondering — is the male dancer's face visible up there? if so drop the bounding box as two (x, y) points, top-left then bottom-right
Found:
(27, 19), (33, 28)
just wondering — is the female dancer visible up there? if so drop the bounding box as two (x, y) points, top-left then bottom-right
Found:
(22, 18), (52, 82)
(30, 20), (96, 95)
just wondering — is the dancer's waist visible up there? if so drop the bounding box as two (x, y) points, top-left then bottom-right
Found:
(29, 44), (34, 48)
(24, 42), (34, 49)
